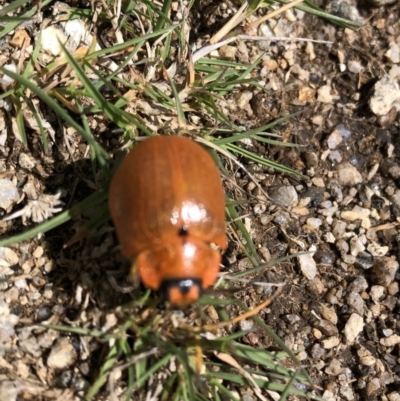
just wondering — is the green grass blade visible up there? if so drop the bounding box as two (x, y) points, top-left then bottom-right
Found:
(85, 23), (181, 60)
(0, 0), (54, 38)
(84, 343), (120, 400)
(154, 0), (173, 31)
(13, 95), (27, 145)
(0, 67), (110, 165)
(166, 69), (186, 127)
(226, 202), (259, 266)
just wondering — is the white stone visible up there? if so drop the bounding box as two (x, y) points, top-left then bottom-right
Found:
(320, 304), (338, 325)
(348, 60), (363, 74)
(370, 285), (385, 302)
(0, 179), (20, 211)
(322, 335), (340, 349)
(0, 64), (17, 87)
(47, 338), (77, 369)
(344, 313), (364, 343)
(337, 163), (362, 186)
(324, 232), (336, 243)
(380, 334), (400, 347)
(298, 253), (317, 280)
(317, 85), (336, 103)
(0, 381), (18, 401)
(369, 75), (400, 116)
(341, 205), (370, 221)
(360, 355), (376, 366)
(0, 247), (19, 268)
(388, 392), (400, 401)
(367, 242), (389, 256)
(306, 218), (322, 229)
(327, 129), (343, 149)
(385, 43), (400, 64)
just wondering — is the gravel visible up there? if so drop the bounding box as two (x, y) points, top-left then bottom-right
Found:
(1, 0), (400, 400)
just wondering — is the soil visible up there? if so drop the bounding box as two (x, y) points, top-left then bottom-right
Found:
(0, 0), (400, 400)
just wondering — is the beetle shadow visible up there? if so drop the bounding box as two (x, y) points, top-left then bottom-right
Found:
(3, 137), (152, 319)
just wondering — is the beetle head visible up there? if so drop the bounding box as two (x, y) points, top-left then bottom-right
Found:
(159, 278), (202, 306)
(133, 238), (221, 307)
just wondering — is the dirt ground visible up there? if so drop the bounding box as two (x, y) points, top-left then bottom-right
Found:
(0, 0), (400, 400)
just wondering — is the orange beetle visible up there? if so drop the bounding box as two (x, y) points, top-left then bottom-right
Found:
(108, 136), (226, 306)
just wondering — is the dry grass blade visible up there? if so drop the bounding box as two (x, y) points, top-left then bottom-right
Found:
(246, 0), (305, 31)
(214, 352), (270, 401)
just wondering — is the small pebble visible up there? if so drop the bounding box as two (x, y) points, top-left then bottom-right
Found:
(0, 381), (18, 401)
(327, 128), (343, 149)
(379, 334), (400, 347)
(360, 355), (376, 366)
(385, 42), (400, 64)
(306, 217), (322, 229)
(304, 152), (318, 168)
(18, 153), (36, 169)
(0, 179), (20, 211)
(365, 378), (380, 397)
(347, 292), (364, 315)
(336, 162), (362, 186)
(317, 85), (336, 103)
(370, 285), (385, 302)
(219, 45), (237, 60)
(268, 185), (298, 208)
(273, 211), (290, 224)
(313, 319), (338, 336)
(320, 303), (338, 325)
(47, 338), (77, 369)
(322, 390), (335, 401)
(325, 358), (343, 375)
(298, 253), (317, 280)
(322, 335), (340, 349)
(307, 277), (325, 295)
(328, 150), (342, 163)
(0, 247), (19, 267)
(341, 205), (370, 221)
(367, 242), (389, 256)
(388, 393), (400, 401)
(33, 246), (44, 258)
(350, 236), (365, 257)
(340, 385), (355, 401)
(37, 306), (52, 322)
(370, 257), (398, 286)
(347, 277), (369, 293)
(348, 60), (363, 74)
(369, 75), (400, 116)
(344, 313), (364, 343)
(387, 281), (399, 295)
(311, 343), (325, 358)
(354, 252), (374, 270)
(0, 64), (17, 87)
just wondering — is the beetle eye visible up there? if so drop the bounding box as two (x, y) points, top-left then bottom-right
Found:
(178, 226), (189, 237)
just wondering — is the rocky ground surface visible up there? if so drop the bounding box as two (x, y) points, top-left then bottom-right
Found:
(0, 0), (400, 400)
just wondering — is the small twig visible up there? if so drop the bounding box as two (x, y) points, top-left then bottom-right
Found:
(193, 35), (332, 63)
(221, 276), (286, 287)
(371, 221), (400, 232)
(200, 286), (283, 332)
(246, 0), (305, 31)
(210, 1), (250, 44)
